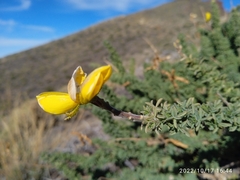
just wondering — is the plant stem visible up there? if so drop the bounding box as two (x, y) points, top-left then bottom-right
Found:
(90, 96), (143, 122)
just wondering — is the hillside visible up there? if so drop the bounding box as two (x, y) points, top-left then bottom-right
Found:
(3, 0), (239, 179)
(0, 0), (212, 108)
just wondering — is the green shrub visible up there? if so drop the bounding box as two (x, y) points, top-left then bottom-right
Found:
(42, 2), (240, 179)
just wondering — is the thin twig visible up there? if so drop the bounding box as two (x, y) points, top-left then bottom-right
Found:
(221, 160), (240, 169)
(112, 136), (188, 149)
(143, 37), (158, 54)
(217, 91), (230, 107)
(90, 96), (144, 122)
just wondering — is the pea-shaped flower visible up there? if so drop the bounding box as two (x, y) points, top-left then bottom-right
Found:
(205, 12), (211, 22)
(36, 65), (112, 119)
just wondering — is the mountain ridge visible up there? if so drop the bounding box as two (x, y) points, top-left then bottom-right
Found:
(0, 0), (212, 107)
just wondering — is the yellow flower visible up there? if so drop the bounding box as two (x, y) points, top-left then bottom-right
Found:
(205, 12), (211, 22)
(36, 92), (78, 115)
(68, 65), (112, 105)
(36, 65), (112, 119)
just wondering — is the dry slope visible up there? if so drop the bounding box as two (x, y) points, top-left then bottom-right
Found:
(0, 0), (212, 108)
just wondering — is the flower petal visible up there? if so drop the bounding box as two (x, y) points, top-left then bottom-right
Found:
(68, 66), (86, 102)
(78, 65), (112, 104)
(205, 12), (211, 22)
(36, 92), (78, 114)
(79, 73), (103, 104)
(96, 65), (112, 83)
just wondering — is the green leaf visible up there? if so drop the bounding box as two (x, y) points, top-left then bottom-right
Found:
(173, 119), (178, 129)
(229, 126), (237, 132)
(219, 122), (232, 127)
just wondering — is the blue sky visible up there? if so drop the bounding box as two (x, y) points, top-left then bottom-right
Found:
(0, 0), (239, 58)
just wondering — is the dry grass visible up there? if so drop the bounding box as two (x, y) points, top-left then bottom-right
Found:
(0, 96), (57, 179)
(0, 90), (107, 179)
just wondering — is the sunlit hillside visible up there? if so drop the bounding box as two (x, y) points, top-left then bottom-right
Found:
(2, 0), (239, 179)
(0, 0), (212, 104)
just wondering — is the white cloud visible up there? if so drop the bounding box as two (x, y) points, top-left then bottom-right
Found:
(21, 25), (55, 33)
(0, 19), (17, 32)
(0, 0), (31, 11)
(64, 0), (170, 12)
(0, 37), (48, 47)
(0, 19), (54, 33)
(0, 19), (17, 26)
(0, 19), (54, 57)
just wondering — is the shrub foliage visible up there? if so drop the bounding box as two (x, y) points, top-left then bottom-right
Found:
(42, 3), (240, 179)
